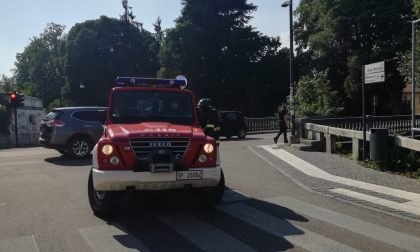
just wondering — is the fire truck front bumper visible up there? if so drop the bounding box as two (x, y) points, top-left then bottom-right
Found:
(92, 167), (222, 191)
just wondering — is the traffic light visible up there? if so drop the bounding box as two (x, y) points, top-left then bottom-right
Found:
(10, 91), (24, 108)
(17, 93), (24, 107)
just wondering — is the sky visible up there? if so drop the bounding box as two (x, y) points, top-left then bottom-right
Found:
(0, 0), (299, 76)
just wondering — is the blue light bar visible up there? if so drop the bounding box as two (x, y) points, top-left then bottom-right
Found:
(115, 77), (187, 89)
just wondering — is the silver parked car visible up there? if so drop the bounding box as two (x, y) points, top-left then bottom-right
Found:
(39, 107), (107, 158)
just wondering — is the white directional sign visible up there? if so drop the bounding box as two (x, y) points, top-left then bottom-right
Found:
(364, 61), (385, 84)
(365, 72), (385, 83)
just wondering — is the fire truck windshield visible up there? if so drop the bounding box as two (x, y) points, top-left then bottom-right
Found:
(110, 91), (195, 125)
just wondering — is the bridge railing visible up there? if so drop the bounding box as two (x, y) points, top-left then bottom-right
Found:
(297, 115), (420, 159)
(246, 117), (279, 133)
(247, 115), (420, 136)
(297, 115), (420, 138)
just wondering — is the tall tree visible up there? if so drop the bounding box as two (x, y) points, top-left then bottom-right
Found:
(0, 75), (15, 93)
(399, 0), (420, 90)
(153, 17), (164, 48)
(63, 16), (159, 105)
(120, 0), (143, 30)
(159, 0), (287, 116)
(295, 0), (413, 115)
(14, 23), (66, 107)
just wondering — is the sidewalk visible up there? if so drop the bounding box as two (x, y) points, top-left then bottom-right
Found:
(253, 142), (420, 222)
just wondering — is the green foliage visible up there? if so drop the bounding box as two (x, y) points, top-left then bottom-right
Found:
(159, 0), (289, 116)
(120, 0), (143, 29)
(415, 0), (420, 17)
(296, 69), (342, 116)
(14, 23), (66, 106)
(63, 16), (159, 106)
(295, 0), (413, 115)
(47, 99), (74, 111)
(0, 75), (16, 92)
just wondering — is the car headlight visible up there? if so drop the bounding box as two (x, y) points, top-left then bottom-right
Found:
(101, 144), (113, 155)
(203, 143), (214, 153)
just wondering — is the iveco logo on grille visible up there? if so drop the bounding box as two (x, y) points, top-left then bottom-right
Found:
(149, 141), (172, 147)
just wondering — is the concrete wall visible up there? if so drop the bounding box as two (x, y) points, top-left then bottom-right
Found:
(2, 96), (46, 147)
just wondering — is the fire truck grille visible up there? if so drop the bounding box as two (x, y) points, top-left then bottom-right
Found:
(129, 138), (190, 161)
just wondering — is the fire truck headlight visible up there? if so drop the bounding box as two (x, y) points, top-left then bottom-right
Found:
(101, 144), (113, 155)
(203, 143), (214, 153)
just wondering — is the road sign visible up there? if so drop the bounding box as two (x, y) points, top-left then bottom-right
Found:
(365, 72), (385, 84)
(364, 61), (385, 84)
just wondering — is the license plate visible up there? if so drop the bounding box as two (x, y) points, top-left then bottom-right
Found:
(176, 170), (203, 180)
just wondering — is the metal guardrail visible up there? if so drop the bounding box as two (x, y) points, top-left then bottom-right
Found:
(304, 122), (420, 153)
(236, 115), (419, 135)
(246, 117), (279, 133)
(298, 115), (420, 136)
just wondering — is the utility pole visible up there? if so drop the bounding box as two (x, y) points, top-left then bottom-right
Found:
(282, 0), (296, 143)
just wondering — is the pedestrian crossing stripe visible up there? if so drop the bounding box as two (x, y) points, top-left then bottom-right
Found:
(79, 224), (150, 252)
(75, 195), (420, 251)
(217, 203), (360, 252)
(267, 196), (420, 252)
(4, 193), (420, 252)
(157, 213), (256, 252)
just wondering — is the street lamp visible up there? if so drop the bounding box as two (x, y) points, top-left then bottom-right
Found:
(282, 0), (296, 142)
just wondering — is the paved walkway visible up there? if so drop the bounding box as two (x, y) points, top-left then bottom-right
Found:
(252, 142), (420, 222)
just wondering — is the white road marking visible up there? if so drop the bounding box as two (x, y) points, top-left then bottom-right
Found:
(157, 213), (256, 252)
(222, 189), (250, 202)
(330, 188), (420, 216)
(218, 203), (360, 252)
(260, 145), (420, 203)
(267, 196), (420, 252)
(0, 235), (39, 252)
(79, 225), (150, 252)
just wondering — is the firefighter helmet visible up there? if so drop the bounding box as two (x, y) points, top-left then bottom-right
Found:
(197, 98), (214, 111)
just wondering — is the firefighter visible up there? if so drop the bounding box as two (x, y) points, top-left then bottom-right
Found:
(197, 98), (221, 145)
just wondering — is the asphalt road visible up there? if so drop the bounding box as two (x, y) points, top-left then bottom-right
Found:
(0, 134), (420, 252)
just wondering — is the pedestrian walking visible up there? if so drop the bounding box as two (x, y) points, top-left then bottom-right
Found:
(273, 104), (288, 144)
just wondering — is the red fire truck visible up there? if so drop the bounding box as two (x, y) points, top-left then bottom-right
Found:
(88, 76), (224, 216)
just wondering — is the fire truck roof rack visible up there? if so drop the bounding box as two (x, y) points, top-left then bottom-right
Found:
(115, 76), (188, 89)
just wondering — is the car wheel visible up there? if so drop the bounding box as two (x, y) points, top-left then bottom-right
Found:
(237, 129), (247, 139)
(88, 169), (119, 217)
(190, 170), (225, 208)
(68, 137), (92, 159)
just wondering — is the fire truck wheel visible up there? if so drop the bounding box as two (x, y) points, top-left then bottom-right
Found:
(88, 169), (119, 217)
(191, 170), (225, 208)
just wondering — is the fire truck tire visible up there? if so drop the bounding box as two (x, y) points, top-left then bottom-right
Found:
(191, 170), (225, 208)
(88, 169), (119, 217)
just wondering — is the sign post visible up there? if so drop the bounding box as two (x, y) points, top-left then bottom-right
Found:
(362, 61), (385, 161)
